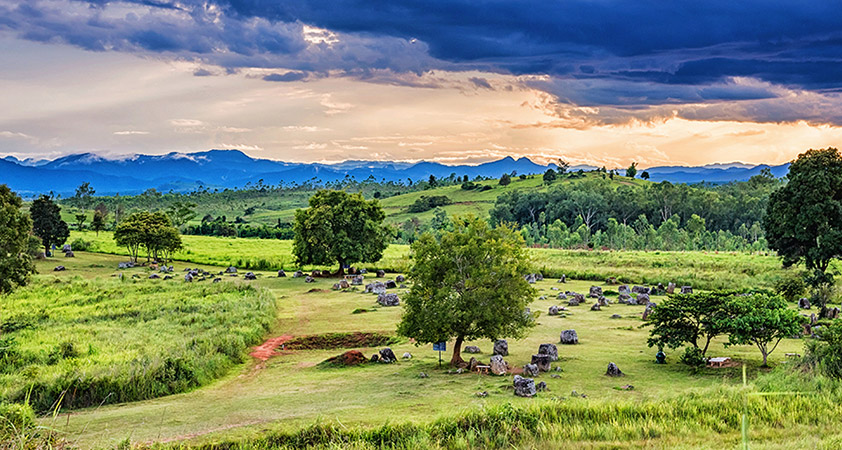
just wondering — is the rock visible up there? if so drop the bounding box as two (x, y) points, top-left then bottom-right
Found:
(370, 354), (380, 363)
(556, 293), (567, 300)
(293, 270), (304, 278)
(53, 265), (66, 271)
(379, 347), (397, 363)
(213, 278), (221, 283)
(351, 275), (364, 285)
(385, 280), (397, 289)
(513, 375), (536, 397)
(618, 285), (630, 295)
(493, 339), (509, 356)
(642, 303), (655, 320)
(62, 244), (72, 253)
(489, 355), (508, 375)
(606, 362), (624, 377)
(680, 286), (693, 294)
(799, 298), (811, 309)
(606, 277), (619, 285)
(304, 276), (315, 283)
(464, 345), (481, 354)
(468, 357), (478, 372)
(590, 303), (601, 311)
(667, 282), (676, 294)
(548, 305), (560, 316)
(244, 272), (257, 280)
(402, 352), (412, 359)
(568, 293), (584, 306)
(65, 251), (75, 257)
(225, 266), (237, 274)
(538, 296), (547, 300)
(164, 275), (173, 280)
(377, 293), (400, 306)
(536, 381), (548, 392)
(339, 279), (350, 289)
(396, 274), (406, 283)
(589, 286), (603, 298)
(531, 354), (552, 372)
(811, 313), (818, 325)
(277, 270), (286, 277)
(635, 293), (650, 305)
(523, 363), (540, 377)
(828, 307), (841, 319)
(332, 283), (341, 290)
(184, 273), (193, 282)
(376, 270), (386, 278)
(118, 262), (134, 269)
(536, 273), (544, 281)
(632, 285), (650, 294)
(618, 293), (631, 304)
(359, 268), (367, 274)
(610, 314), (621, 319)
(524, 273), (538, 284)
(365, 281), (387, 295)
(149, 273), (160, 279)
(598, 296), (609, 306)
(560, 329), (578, 345)
(419, 372), (429, 378)
(538, 343), (559, 361)
(558, 274), (567, 283)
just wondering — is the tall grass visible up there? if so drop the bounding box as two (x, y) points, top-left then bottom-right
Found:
(0, 278), (277, 412)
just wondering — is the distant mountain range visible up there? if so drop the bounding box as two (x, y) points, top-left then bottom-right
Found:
(0, 150), (790, 196)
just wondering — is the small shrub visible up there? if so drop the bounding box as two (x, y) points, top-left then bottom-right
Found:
(70, 237), (93, 251)
(0, 402), (35, 438)
(351, 308), (368, 314)
(680, 346), (706, 367)
(775, 272), (806, 302)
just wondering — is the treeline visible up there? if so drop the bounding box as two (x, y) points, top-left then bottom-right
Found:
(487, 171), (779, 251)
(184, 216), (294, 239)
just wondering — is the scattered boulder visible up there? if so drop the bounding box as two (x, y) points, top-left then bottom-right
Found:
(558, 274), (567, 283)
(536, 381), (548, 392)
(556, 293), (567, 300)
(351, 275), (364, 285)
(618, 285), (630, 295)
(53, 265), (66, 271)
(305, 276), (315, 283)
(468, 357), (478, 372)
(597, 296), (609, 307)
(311, 270), (323, 277)
(164, 275), (173, 280)
(635, 293), (650, 305)
(828, 307), (841, 320)
(339, 279), (350, 289)
(590, 303), (601, 311)
(523, 364), (540, 377)
(385, 280), (397, 289)
(538, 343), (558, 361)
(811, 313), (818, 325)
(531, 354), (552, 372)
(149, 273), (160, 279)
(680, 286), (693, 294)
(62, 244), (72, 253)
(560, 329), (579, 345)
(618, 293), (631, 304)
(277, 270), (286, 277)
(667, 282), (676, 294)
(513, 375), (536, 397)
(632, 286), (650, 295)
(548, 305), (560, 316)
(464, 345), (481, 354)
(376, 270), (386, 278)
(493, 339), (509, 356)
(419, 372), (429, 378)
(244, 272), (257, 280)
(225, 266), (237, 274)
(370, 354), (379, 363)
(489, 355), (508, 375)
(538, 296), (547, 300)
(213, 278), (221, 283)
(184, 273), (193, 282)
(536, 273), (544, 281)
(64, 251), (75, 257)
(379, 348), (398, 363)
(589, 286), (603, 298)
(365, 281), (387, 295)
(377, 293), (400, 306)
(610, 314), (622, 319)
(799, 298), (811, 309)
(293, 270), (304, 278)
(396, 274), (406, 283)
(118, 262), (134, 269)
(606, 362), (624, 377)
(524, 273), (538, 284)
(606, 277), (619, 285)
(402, 352), (412, 359)
(642, 303), (655, 320)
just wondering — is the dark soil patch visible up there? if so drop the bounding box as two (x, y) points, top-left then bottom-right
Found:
(285, 332), (397, 350)
(306, 288), (330, 294)
(320, 350), (369, 367)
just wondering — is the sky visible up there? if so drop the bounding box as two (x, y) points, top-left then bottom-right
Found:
(1, 1), (842, 168)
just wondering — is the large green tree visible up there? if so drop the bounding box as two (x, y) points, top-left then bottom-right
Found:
(114, 211), (182, 263)
(30, 195), (69, 255)
(720, 293), (802, 367)
(0, 185), (36, 294)
(646, 291), (734, 356)
(292, 190), (390, 274)
(765, 148), (842, 311)
(397, 216), (536, 366)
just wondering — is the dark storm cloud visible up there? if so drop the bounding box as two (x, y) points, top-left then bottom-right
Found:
(4, 0), (842, 123)
(263, 71), (308, 82)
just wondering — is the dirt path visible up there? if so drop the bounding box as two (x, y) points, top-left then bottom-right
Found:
(249, 334), (293, 361)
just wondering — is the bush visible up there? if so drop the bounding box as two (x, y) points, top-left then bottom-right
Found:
(70, 237), (94, 251)
(680, 346), (706, 367)
(803, 320), (842, 379)
(0, 402), (35, 438)
(407, 195), (452, 213)
(774, 272), (806, 302)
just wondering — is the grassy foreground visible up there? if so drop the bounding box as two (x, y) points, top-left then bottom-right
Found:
(70, 230), (789, 291)
(0, 272), (276, 412)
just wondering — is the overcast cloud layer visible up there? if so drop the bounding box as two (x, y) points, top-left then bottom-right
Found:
(1, 0), (841, 165)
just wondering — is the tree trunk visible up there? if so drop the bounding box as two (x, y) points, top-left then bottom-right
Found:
(450, 336), (465, 366)
(762, 351), (768, 367)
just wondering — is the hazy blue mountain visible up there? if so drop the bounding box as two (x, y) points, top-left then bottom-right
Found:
(0, 149), (790, 197)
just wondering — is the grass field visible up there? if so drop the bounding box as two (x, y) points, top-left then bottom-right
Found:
(70, 230), (790, 291)
(1, 255), (276, 412)
(8, 249), (815, 449)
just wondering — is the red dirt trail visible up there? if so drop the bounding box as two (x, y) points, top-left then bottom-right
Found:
(249, 334), (293, 361)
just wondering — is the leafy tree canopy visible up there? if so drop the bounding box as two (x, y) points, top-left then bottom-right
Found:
(0, 185), (35, 294)
(30, 195), (69, 255)
(292, 190), (390, 273)
(114, 211), (182, 263)
(397, 216), (536, 366)
(720, 293), (803, 366)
